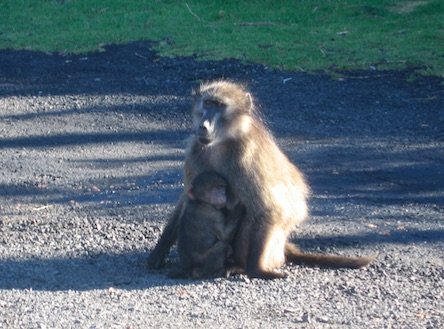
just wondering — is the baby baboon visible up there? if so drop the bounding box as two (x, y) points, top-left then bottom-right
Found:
(170, 171), (244, 279)
(148, 80), (373, 278)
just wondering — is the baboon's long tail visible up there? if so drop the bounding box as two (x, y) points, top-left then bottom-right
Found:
(285, 242), (374, 269)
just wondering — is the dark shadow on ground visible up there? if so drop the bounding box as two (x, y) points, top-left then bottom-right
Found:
(1, 228), (442, 291)
(0, 41), (263, 98)
(0, 97), (191, 123)
(0, 130), (186, 150)
(0, 170), (184, 207)
(306, 160), (444, 208)
(294, 229), (444, 251)
(0, 251), (173, 291)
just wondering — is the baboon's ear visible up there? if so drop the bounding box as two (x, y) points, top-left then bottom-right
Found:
(191, 87), (201, 99)
(187, 188), (195, 200)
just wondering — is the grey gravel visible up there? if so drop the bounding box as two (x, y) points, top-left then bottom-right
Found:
(0, 43), (443, 328)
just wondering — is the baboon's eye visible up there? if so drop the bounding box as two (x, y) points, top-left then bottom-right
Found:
(194, 107), (204, 117)
(203, 99), (224, 108)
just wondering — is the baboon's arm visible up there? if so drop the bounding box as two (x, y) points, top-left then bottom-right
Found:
(223, 203), (245, 239)
(146, 195), (185, 269)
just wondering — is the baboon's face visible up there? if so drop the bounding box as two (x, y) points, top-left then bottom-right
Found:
(192, 97), (227, 145)
(191, 185), (227, 209)
(189, 171), (229, 208)
(192, 81), (254, 145)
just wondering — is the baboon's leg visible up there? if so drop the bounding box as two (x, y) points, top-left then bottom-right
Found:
(191, 241), (229, 278)
(246, 224), (286, 279)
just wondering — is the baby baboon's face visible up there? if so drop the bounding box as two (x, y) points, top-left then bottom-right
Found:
(188, 172), (228, 209)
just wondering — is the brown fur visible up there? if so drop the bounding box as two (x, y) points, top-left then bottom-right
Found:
(147, 80), (373, 278)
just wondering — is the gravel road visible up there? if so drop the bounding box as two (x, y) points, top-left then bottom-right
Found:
(1, 42), (443, 328)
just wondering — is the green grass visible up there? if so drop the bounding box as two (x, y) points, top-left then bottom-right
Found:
(1, 0), (443, 77)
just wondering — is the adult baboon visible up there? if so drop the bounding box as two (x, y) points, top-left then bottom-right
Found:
(148, 80), (373, 279)
(170, 171), (243, 279)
